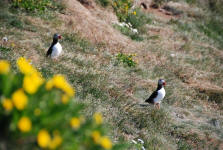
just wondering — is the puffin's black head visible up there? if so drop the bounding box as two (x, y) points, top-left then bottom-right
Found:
(158, 79), (166, 86)
(53, 33), (62, 41)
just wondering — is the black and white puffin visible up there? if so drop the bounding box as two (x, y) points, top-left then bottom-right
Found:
(145, 79), (166, 109)
(46, 33), (62, 58)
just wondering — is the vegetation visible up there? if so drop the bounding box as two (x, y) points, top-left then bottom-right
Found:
(116, 52), (137, 67)
(113, 24), (143, 41)
(97, 0), (110, 7)
(0, 58), (126, 150)
(112, 0), (133, 22)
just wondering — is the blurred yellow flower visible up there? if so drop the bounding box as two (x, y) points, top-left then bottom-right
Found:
(70, 117), (80, 130)
(2, 98), (13, 111)
(37, 129), (51, 148)
(46, 75), (75, 97)
(11, 42), (15, 48)
(46, 79), (54, 90)
(133, 11), (136, 15)
(12, 89), (28, 110)
(17, 57), (37, 75)
(63, 84), (75, 97)
(52, 75), (66, 89)
(61, 94), (70, 104)
(100, 137), (112, 150)
(17, 117), (32, 132)
(91, 131), (101, 144)
(0, 60), (10, 74)
(93, 112), (103, 125)
(23, 73), (44, 94)
(49, 134), (62, 149)
(34, 108), (41, 116)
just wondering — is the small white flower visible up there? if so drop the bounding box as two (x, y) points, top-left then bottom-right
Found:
(124, 23), (130, 28)
(118, 22), (125, 27)
(131, 139), (137, 144)
(141, 146), (146, 150)
(2, 37), (8, 42)
(138, 138), (144, 144)
(170, 53), (175, 57)
(128, 22), (132, 27)
(132, 29), (138, 33)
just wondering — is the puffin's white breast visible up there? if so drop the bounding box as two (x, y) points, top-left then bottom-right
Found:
(51, 42), (62, 58)
(154, 87), (165, 104)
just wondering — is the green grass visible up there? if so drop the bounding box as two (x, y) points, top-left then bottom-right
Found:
(197, 18), (223, 48)
(126, 8), (152, 30)
(113, 25), (143, 41)
(97, 0), (110, 7)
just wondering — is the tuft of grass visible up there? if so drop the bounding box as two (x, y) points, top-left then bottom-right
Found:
(197, 18), (223, 48)
(126, 8), (152, 30)
(168, 19), (192, 32)
(113, 25), (143, 41)
(62, 33), (95, 53)
(0, 46), (11, 52)
(97, 0), (110, 7)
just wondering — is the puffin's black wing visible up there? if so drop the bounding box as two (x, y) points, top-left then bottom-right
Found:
(145, 90), (158, 104)
(46, 44), (53, 57)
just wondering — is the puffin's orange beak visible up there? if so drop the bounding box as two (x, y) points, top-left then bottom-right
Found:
(58, 35), (62, 39)
(163, 82), (166, 86)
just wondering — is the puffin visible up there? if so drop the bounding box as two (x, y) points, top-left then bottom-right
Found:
(46, 33), (62, 58)
(145, 79), (166, 109)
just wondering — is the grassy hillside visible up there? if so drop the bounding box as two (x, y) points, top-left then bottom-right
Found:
(0, 0), (223, 149)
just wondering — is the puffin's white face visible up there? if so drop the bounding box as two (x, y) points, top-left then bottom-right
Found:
(158, 79), (166, 86)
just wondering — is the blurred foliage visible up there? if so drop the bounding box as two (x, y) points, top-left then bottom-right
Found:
(0, 58), (126, 150)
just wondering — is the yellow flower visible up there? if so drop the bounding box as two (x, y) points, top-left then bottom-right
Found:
(91, 131), (101, 144)
(12, 89), (28, 110)
(100, 137), (112, 150)
(11, 42), (15, 48)
(0, 60), (10, 74)
(17, 57), (37, 75)
(70, 117), (80, 130)
(93, 112), (103, 125)
(46, 79), (54, 90)
(46, 75), (75, 97)
(37, 129), (51, 148)
(34, 108), (41, 116)
(63, 84), (75, 97)
(2, 98), (13, 111)
(52, 75), (67, 89)
(133, 11), (136, 15)
(17, 117), (32, 132)
(49, 133), (62, 149)
(23, 72), (44, 94)
(61, 94), (70, 104)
